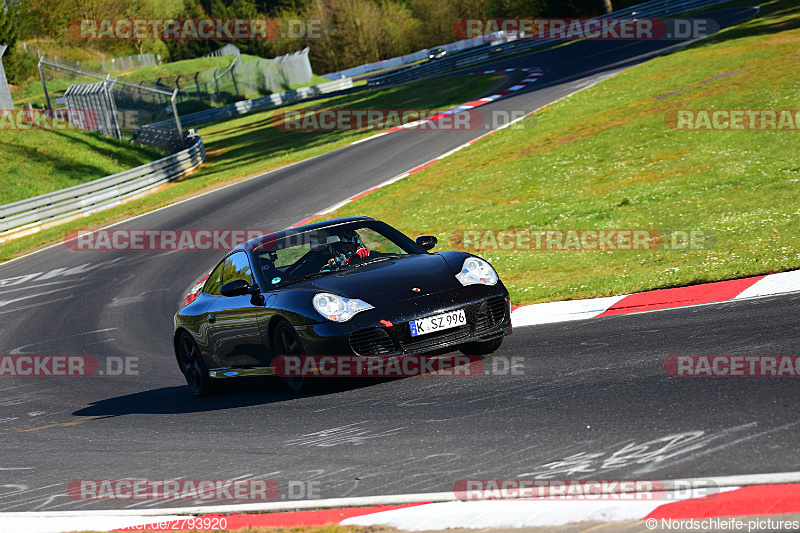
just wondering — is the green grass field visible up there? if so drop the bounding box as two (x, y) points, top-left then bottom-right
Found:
(316, 0), (800, 305)
(0, 128), (163, 205)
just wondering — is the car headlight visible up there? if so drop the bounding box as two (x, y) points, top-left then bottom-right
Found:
(313, 292), (374, 322)
(456, 257), (498, 286)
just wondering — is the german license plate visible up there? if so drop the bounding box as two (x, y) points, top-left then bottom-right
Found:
(409, 309), (466, 337)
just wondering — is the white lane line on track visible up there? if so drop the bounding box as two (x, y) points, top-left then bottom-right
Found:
(3, 471), (800, 519)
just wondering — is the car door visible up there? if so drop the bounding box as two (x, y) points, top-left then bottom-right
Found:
(205, 251), (271, 368)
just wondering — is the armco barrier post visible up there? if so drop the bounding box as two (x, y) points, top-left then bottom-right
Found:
(37, 56), (52, 109)
(171, 89), (185, 149)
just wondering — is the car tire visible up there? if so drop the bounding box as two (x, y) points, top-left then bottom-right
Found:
(177, 332), (214, 397)
(273, 321), (314, 394)
(459, 336), (503, 356)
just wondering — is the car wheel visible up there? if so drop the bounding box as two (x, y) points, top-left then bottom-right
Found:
(273, 321), (312, 394)
(459, 336), (503, 356)
(177, 332), (214, 397)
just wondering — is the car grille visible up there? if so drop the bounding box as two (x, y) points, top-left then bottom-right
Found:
(350, 328), (395, 355)
(401, 325), (472, 352)
(475, 297), (507, 332)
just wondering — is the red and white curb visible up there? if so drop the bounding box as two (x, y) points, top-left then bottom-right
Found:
(511, 268), (800, 327)
(342, 483), (800, 530)
(350, 68), (544, 145)
(6, 475), (800, 532)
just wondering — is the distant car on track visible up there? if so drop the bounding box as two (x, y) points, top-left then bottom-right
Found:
(173, 217), (511, 396)
(428, 47), (447, 60)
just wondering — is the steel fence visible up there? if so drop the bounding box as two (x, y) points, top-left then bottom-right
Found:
(39, 58), (185, 152)
(34, 44), (315, 124)
(181, 46), (314, 105)
(22, 43), (159, 74)
(0, 133), (206, 237)
(202, 44), (240, 58)
(102, 53), (160, 73)
(146, 76), (353, 129)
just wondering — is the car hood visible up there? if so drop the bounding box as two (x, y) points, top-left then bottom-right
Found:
(306, 253), (462, 304)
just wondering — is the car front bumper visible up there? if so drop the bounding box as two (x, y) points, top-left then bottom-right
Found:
(295, 285), (511, 357)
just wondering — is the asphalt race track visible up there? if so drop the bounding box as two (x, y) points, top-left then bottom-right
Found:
(3, 7), (794, 512)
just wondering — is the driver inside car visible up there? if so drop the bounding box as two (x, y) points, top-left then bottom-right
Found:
(322, 230), (371, 271)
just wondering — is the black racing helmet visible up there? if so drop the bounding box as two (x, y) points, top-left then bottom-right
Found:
(332, 229), (362, 255)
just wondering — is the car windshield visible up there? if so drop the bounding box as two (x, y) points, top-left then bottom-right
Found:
(251, 221), (422, 289)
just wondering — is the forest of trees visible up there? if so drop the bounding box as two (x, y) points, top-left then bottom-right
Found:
(2, 0), (640, 80)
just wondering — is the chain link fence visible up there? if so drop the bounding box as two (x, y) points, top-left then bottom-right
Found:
(22, 42), (160, 74)
(168, 46), (313, 107)
(30, 43), (314, 111)
(202, 43), (240, 58)
(101, 53), (160, 73)
(36, 57), (186, 152)
(32, 44), (314, 152)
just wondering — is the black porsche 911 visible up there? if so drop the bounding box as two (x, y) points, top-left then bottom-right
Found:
(173, 217), (511, 395)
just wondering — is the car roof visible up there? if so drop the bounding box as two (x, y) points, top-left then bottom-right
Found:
(234, 216), (376, 252)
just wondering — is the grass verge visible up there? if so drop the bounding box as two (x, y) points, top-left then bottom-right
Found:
(0, 72), (500, 261)
(316, 0), (800, 305)
(0, 129), (163, 205)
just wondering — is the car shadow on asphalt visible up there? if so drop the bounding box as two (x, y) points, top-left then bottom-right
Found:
(72, 377), (384, 417)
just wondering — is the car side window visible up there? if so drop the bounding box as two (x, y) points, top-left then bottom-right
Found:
(203, 261), (225, 295)
(223, 251), (253, 285)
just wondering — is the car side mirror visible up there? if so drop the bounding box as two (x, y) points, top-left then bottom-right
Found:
(220, 279), (252, 297)
(416, 235), (438, 250)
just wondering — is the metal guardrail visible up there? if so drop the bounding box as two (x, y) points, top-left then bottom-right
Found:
(368, 0), (734, 87)
(148, 77), (354, 129)
(0, 134), (206, 236)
